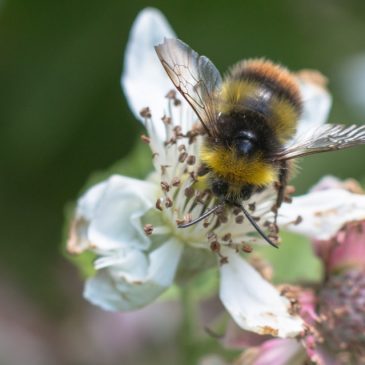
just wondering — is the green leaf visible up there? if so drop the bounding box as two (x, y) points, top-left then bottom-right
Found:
(256, 231), (322, 284)
(84, 139), (152, 190)
(160, 268), (219, 302)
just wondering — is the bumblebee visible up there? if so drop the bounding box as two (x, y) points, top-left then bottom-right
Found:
(155, 38), (365, 247)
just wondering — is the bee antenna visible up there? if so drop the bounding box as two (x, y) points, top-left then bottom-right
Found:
(234, 203), (279, 249)
(177, 203), (225, 228)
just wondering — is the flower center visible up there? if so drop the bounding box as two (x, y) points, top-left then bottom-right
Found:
(140, 90), (282, 261)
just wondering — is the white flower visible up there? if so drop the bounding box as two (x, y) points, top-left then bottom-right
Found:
(67, 7), (332, 338)
(279, 176), (365, 240)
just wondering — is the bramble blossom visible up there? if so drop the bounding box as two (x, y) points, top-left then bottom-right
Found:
(67, 8), (333, 338)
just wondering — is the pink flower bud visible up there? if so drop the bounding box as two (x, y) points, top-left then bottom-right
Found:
(314, 221), (365, 274)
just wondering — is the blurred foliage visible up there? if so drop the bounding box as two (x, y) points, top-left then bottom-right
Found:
(1, 0), (365, 323)
(258, 231), (322, 284)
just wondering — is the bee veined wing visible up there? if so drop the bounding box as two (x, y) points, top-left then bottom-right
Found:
(155, 38), (222, 135)
(273, 124), (365, 160)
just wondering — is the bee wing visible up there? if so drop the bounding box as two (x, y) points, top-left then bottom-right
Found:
(273, 124), (365, 160)
(155, 38), (222, 136)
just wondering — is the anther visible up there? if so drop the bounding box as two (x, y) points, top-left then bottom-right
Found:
(165, 197), (173, 208)
(160, 165), (170, 175)
(222, 233), (232, 242)
(187, 155), (196, 165)
(197, 164), (210, 177)
(242, 244), (253, 253)
(232, 207), (241, 216)
(165, 137), (177, 146)
(219, 214), (228, 224)
(171, 177), (181, 187)
(235, 215), (244, 224)
(220, 256), (229, 265)
(161, 115), (172, 125)
(173, 126), (182, 136)
(140, 134), (150, 144)
(285, 185), (296, 195)
(294, 215), (303, 225)
(203, 219), (210, 228)
(268, 234), (280, 244)
(268, 222), (279, 234)
(144, 224), (154, 236)
(140, 107), (151, 119)
(184, 186), (195, 198)
(156, 198), (163, 211)
(165, 90), (176, 99)
(160, 181), (170, 192)
(248, 202), (256, 212)
(178, 152), (188, 163)
(210, 241), (221, 253)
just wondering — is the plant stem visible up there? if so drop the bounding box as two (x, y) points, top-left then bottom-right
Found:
(180, 283), (198, 364)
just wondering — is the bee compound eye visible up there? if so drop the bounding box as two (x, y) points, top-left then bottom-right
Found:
(236, 138), (255, 156)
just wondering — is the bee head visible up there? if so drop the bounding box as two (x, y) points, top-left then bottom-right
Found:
(234, 130), (257, 157)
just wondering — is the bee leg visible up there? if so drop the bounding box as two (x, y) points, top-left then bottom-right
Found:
(177, 202), (225, 228)
(274, 160), (289, 225)
(233, 203), (278, 248)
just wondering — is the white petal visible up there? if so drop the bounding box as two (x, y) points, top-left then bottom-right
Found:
(77, 179), (109, 220)
(279, 189), (365, 240)
(219, 249), (303, 338)
(68, 179), (115, 254)
(122, 8), (176, 140)
(294, 77), (332, 139)
(78, 175), (158, 251)
(94, 248), (148, 277)
(74, 175), (158, 252)
(84, 239), (183, 311)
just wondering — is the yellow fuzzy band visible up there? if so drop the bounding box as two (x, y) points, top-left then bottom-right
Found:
(219, 80), (256, 114)
(219, 80), (298, 143)
(200, 145), (277, 187)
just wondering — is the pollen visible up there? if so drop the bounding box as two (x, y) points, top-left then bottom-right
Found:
(143, 224), (154, 236)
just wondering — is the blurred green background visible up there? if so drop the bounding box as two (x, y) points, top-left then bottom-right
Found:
(1, 0), (365, 364)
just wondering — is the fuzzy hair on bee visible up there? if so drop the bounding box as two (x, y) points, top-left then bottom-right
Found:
(201, 59), (302, 200)
(155, 38), (365, 247)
